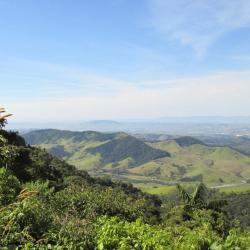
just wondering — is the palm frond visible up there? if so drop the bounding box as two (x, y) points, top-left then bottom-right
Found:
(0, 106), (12, 124)
(176, 184), (192, 204)
(0, 114), (12, 120)
(192, 183), (208, 207)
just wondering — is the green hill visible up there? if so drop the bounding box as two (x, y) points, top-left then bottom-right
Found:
(87, 135), (169, 165)
(24, 129), (169, 171)
(24, 129), (250, 188)
(132, 140), (250, 185)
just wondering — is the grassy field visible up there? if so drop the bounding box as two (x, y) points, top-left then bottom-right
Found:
(217, 183), (250, 193)
(142, 183), (250, 196)
(142, 185), (178, 195)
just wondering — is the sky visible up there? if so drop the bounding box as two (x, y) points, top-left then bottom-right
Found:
(1, 0), (250, 122)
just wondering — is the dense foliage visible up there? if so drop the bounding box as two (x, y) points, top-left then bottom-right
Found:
(218, 191), (250, 229)
(1, 128), (250, 249)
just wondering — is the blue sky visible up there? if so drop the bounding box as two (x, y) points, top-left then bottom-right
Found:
(1, 0), (250, 122)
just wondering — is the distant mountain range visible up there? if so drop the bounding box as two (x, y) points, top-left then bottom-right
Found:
(23, 129), (250, 187)
(8, 116), (250, 135)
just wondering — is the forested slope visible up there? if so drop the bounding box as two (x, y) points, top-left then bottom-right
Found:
(1, 128), (250, 249)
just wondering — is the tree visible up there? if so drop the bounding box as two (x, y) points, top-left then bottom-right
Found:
(177, 183), (209, 209)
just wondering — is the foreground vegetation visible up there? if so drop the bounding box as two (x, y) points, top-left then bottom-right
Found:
(1, 123), (250, 249)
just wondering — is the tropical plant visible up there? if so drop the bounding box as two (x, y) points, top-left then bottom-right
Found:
(0, 106), (12, 128)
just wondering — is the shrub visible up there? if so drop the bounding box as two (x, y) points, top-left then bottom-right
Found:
(0, 190), (53, 247)
(0, 167), (21, 206)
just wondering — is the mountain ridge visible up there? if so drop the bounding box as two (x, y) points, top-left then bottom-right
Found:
(24, 129), (169, 170)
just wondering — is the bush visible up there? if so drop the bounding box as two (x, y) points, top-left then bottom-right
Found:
(96, 216), (221, 250)
(96, 216), (170, 250)
(0, 167), (21, 206)
(0, 190), (53, 247)
(51, 184), (149, 222)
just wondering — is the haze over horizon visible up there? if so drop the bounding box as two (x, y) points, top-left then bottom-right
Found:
(1, 0), (250, 122)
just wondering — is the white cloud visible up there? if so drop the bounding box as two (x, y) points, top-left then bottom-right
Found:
(6, 70), (250, 122)
(149, 0), (250, 56)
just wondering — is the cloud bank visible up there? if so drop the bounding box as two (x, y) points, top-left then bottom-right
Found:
(6, 70), (250, 122)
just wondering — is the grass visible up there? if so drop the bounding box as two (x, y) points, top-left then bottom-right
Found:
(217, 183), (250, 193)
(142, 183), (250, 196)
(142, 185), (178, 195)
